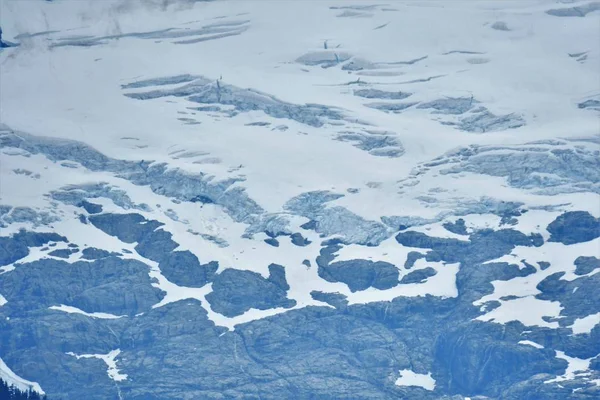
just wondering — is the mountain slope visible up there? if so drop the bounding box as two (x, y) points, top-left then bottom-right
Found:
(0, 1), (599, 399)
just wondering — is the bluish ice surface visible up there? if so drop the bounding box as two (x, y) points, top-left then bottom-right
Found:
(50, 20), (250, 48)
(123, 76), (347, 128)
(546, 2), (600, 17)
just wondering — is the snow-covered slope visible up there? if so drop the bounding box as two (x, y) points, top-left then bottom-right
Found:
(0, 1), (599, 399)
(0, 357), (44, 395)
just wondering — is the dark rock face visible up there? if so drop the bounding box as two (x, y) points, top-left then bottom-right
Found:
(78, 200), (103, 214)
(117, 300), (229, 399)
(538, 261), (551, 270)
(267, 263), (289, 291)
(81, 247), (121, 260)
(290, 232), (311, 246)
(404, 251), (425, 269)
(0, 313), (126, 400)
(0, 256), (164, 315)
(434, 323), (564, 397)
(443, 218), (468, 235)
(1, 214), (599, 399)
(310, 291), (348, 309)
(499, 373), (600, 400)
(536, 271), (600, 324)
(315, 241), (399, 292)
(89, 212), (221, 287)
(574, 256), (600, 275)
(48, 248), (79, 258)
(89, 213), (163, 244)
(396, 228), (543, 264)
(0, 230), (67, 266)
(264, 237), (279, 247)
(0, 237), (30, 266)
(134, 229), (179, 262)
(400, 267), (437, 284)
(190, 194), (214, 204)
(89, 213), (180, 262)
(316, 243), (397, 293)
(319, 259), (399, 292)
(300, 220), (317, 230)
(158, 251), (218, 287)
(206, 268), (296, 317)
(591, 356), (600, 371)
(0, 26), (18, 48)
(547, 211), (600, 245)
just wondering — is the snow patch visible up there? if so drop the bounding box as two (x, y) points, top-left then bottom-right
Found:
(395, 369), (436, 390)
(0, 357), (45, 394)
(67, 349), (128, 382)
(545, 351), (592, 383)
(570, 312), (600, 335)
(518, 340), (544, 349)
(476, 295), (562, 329)
(48, 305), (126, 319)
(474, 239), (600, 328)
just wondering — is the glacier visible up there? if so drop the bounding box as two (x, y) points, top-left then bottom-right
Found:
(0, 0), (599, 399)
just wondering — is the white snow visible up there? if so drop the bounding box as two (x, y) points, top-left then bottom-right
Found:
(0, 4), (597, 400)
(474, 238), (600, 329)
(0, 0), (598, 330)
(477, 295), (562, 329)
(0, 266), (15, 275)
(410, 222), (471, 241)
(570, 313), (600, 335)
(1, 0), (598, 216)
(518, 340), (544, 349)
(0, 356), (45, 394)
(67, 349), (128, 382)
(48, 305), (126, 319)
(395, 369), (436, 391)
(545, 351), (592, 383)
